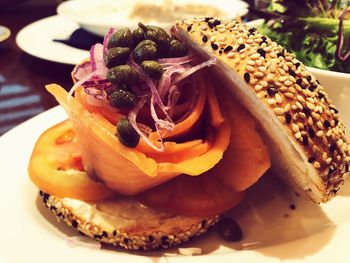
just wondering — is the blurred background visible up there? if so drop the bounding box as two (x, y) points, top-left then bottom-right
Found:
(0, 0), (349, 135)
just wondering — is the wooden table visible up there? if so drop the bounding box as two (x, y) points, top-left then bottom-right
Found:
(0, 4), (74, 135)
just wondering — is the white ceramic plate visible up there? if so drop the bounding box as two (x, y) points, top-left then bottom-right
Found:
(0, 25), (11, 42)
(16, 15), (89, 65)
(57, 0), (248, 37)
(1, 104), (350, 262)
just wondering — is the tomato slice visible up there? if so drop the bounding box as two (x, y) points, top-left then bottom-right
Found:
(138, 172), (244, 216)
(28, 120), (116, 201)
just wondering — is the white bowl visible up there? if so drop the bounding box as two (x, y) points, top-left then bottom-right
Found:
(57, 0), (248, 36)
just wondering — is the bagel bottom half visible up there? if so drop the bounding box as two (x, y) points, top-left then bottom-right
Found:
(39, 191), (219, 250)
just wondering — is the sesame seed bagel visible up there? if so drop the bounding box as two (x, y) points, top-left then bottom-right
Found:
(39, 191), (218, 250)
(172, 18), (350, 203)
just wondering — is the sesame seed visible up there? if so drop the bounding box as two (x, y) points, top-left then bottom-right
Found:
(250, 53), (261, 60)
(236, 44), (245, 52)
(313, 162), (321, 169)
(211, 43), (218, 50)
(284, 80), (293, 86)
(316, 131), (324, 137)
(302, 136), (308, 145)
(254, 84), (263, 91)
(292, 123), (299, 132)
(257, 48), (266, 58)
(295, 132), (302, 139)
(247, 60), (255, 66)
(308, 127), (315, 138)
(278, 68), (286, 75)
(246, 65), (255, 73)
(267, 86), (278, 96)
(274, 107), (285, 115)
(254, 72), (264, 78)
(285, 112), (292, 124)
(227, 52), (235, 58)
(308, 156), (316, 163)
(244, 72), (250, 83)
(267, 99), (276, 105)
(285, 92), (294, 99)
(223, 45), (233, 53)
(326, 158), (332, 164)
(187, 25), (192, 32)
(258, 66), (267, 72)
(202, 35), (208, 43)
(306, 101), (315, 110)
(256, 59), (263, 66)
(296, 101), (303, 110)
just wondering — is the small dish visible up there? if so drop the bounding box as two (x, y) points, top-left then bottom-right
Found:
(57, 0), (249, 37)
(16, 15), (89, 65)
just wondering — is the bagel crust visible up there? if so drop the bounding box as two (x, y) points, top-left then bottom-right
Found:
(173, 18), (350, 202)
(40, 191), (219, 250)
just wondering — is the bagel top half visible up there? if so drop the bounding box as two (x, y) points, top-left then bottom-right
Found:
(172, 17), (350, 203)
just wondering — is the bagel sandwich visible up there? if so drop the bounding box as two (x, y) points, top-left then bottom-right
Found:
(28, 18), (350, 251)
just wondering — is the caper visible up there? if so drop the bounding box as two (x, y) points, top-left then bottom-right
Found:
(138, 22), (171, 55)
(109, 89), (136, 109)
(116, 117), (140, 147)
(217, 218), (243, 242)
(132, 40), (158, 63)
(107, 28), (133, 49)
(107, 65), (139, 86)
(132, 28), (145, 46)
(141, 60), (163, 80)
(105, 47), (131, 68)
(168, 39), (188, 57)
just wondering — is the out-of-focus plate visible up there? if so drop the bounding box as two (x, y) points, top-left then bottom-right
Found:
(1, 103), (350, 262)
(16, 15), (89, 65)
(57, 0), (249, 36)
(0, 25), (11, 42)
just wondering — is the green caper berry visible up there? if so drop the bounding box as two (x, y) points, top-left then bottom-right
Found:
(141, 60), (163, 80)
(107, 28), (133, 49)
(168, 39), (188, 57)
(138, 22), (171, 55)
(217, 218), (243, 242)
(132, 40), (158, 63)
(107, 65), (139, 86)
(109, 89), (136, 109)
(105, 47), (131, 68)
(132, 28), (145, 46)
(116, 117), (140, 148)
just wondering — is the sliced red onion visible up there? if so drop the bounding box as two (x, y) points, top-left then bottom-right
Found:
(73, 61), (93, 82)
(129, 58), (174, 128)
(128, 98), (164, 152)
(150, 94), (174, 131)
(166, 85), (180, 116)
(103, 28), (116, 59)
(68, 71), (97, 98)
(90, 43), (108, 72)
(85, 94), (106, 106)
(336, 8), (350, 61)
(158, 54), (195, 66)
(173, 57), (216, 85)
(158, 65), (187, 100)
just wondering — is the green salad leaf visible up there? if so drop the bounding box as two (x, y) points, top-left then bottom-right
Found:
(251, 0), (350, 73)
